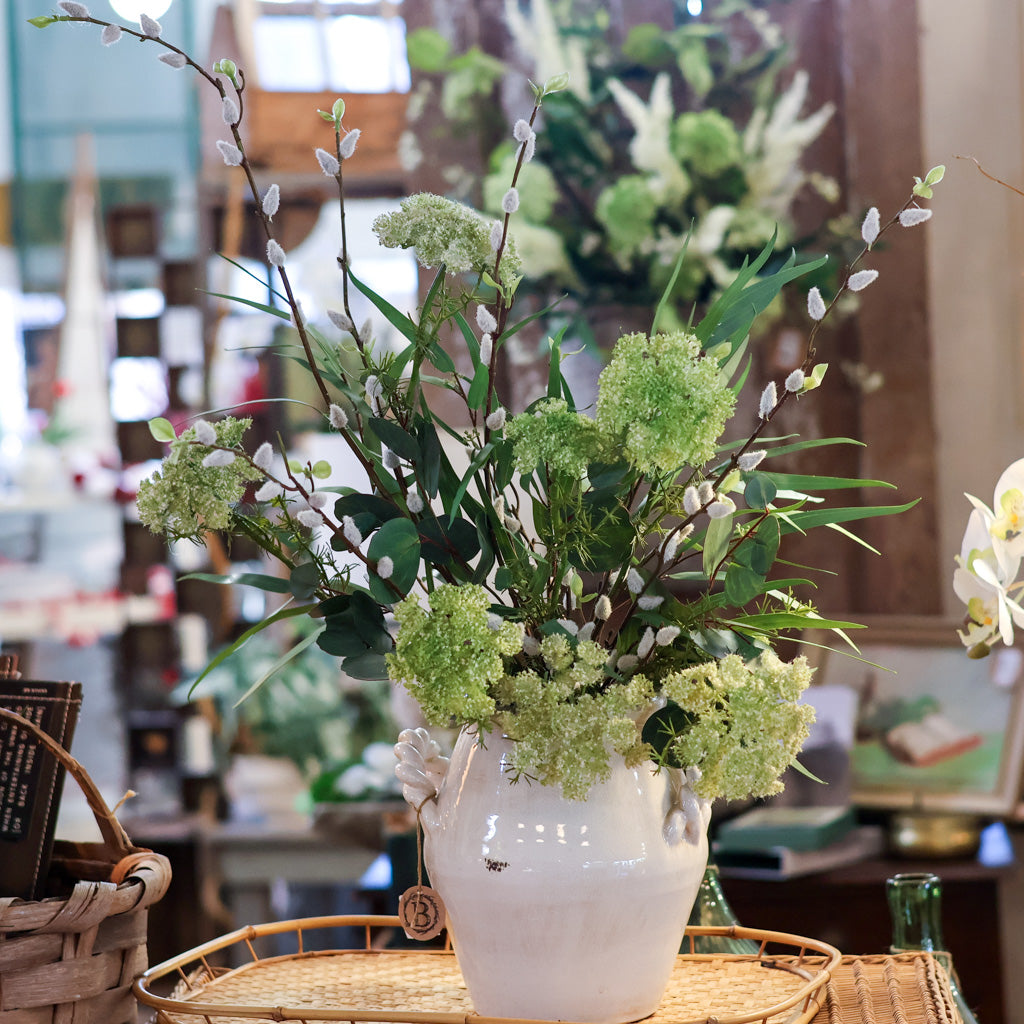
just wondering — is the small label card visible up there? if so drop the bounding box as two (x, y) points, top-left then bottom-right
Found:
(398, 885), (446, 941)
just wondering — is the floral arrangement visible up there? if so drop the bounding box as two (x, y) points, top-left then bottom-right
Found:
(403, 0), (844, 341)
(37, 4), (941, 802)
(954, 459), (1024, 654)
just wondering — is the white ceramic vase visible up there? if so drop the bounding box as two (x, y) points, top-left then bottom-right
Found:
(395, 728), (711, 1024)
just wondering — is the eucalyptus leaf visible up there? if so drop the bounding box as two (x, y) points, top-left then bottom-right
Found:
(289, 562), (322, 600)
(368, 517), (421, 603)
(724, 563), (764, 606)
(702, 513), (733, 577)
(369, 417), (421, 462)
(743, 474), (777, 509)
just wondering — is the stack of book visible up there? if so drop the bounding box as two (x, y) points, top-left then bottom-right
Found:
(713, 805), (884, 879)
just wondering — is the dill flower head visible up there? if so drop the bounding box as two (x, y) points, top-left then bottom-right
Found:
(136, 417), (261, 541)
(505, 397), (605, 477)
(595, 330), (735, 474)
(373, 193), (521, 276)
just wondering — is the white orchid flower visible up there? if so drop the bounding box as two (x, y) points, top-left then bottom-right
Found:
(954, 507), (1024, 647)
(989, 457), (1024, 561)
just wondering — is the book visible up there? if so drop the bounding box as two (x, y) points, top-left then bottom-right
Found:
(0, 676), (83, 899)
(713, 805), (856, 854)
(884, 712), (982, 767)
(714, 824), (885, 880)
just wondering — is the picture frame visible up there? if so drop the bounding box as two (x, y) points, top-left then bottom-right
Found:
(802, 616), (1024, 814)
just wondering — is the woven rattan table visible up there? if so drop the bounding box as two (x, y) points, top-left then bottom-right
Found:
(134, 915), (961, 1024)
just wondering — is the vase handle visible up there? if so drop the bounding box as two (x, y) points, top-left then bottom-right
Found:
(663, 767), (712, 847)
(394, 727), (449, 825)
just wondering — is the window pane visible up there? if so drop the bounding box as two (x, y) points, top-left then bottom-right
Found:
(253, 17), (327, 91)
(325, 15), (411, 93)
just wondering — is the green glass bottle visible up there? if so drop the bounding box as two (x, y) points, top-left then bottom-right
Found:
(684, 864), (761, 954)
(886, 872), (979, 1023)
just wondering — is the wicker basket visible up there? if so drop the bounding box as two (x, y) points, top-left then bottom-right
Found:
(0, 707), (172, 1024)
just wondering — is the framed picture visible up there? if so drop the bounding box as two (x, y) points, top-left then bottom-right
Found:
(803, 616), (1024, 814)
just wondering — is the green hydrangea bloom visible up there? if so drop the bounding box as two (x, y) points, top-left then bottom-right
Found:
(726, 206), (785, 251)
(136, 417), (261, 542)
(372, 193), (520, 276)
(505, 398), (605, 477)
(661, 651), (814, 801)
(497, 662), (656, 799)
(387, 584), (522, 727)
(595, 331), (735, 474)
(671, 109), (742, 178)
(595, 175), (658, 266)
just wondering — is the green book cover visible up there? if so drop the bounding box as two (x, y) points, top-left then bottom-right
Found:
(713, 805), (855, 854)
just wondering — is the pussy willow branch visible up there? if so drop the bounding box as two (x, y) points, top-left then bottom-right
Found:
(709, 189), (929, 498)
(329, 124), (364, 353)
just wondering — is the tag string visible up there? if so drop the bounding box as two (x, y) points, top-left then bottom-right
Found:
(413, 793), (432, 890)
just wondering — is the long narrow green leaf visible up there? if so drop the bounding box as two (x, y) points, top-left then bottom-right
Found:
(216, 253), (289, 305)
(695, 233), (778, 344)
(779, 499), (919, 533)
(724, 612), (867, 633)
(758, 472), (896, 492)
(448, 442), (494, 524)
(467, 365), (490, 408)
(760, 436), (866, 458)
(231, 624), (326, 707)
(454, 311), (482, 366)
(348, 267), (418, 340)
(708, 254), (829, 353)
(201, 290), (292, 320)
(180, 571), (291, 593)
(420, 265), (447, 318)
(502, 298), (566, 341)
(547, 326), (567, 399)
(186, 602), (312, 696)
(651, 234), (690, 335)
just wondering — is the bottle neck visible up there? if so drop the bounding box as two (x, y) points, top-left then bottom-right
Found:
(692, 865), (739, 928)
(887, 872), (946, 953)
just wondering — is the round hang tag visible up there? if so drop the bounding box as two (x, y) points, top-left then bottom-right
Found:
(398, 885), (446, 941)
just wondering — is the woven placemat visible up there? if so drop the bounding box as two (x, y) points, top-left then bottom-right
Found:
(150, 949), (829, 1024)
(813, 954), (961, 1024)
(138, 921), (956, 1024)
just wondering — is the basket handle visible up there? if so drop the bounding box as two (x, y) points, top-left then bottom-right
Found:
(0, 705), (137, 862)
